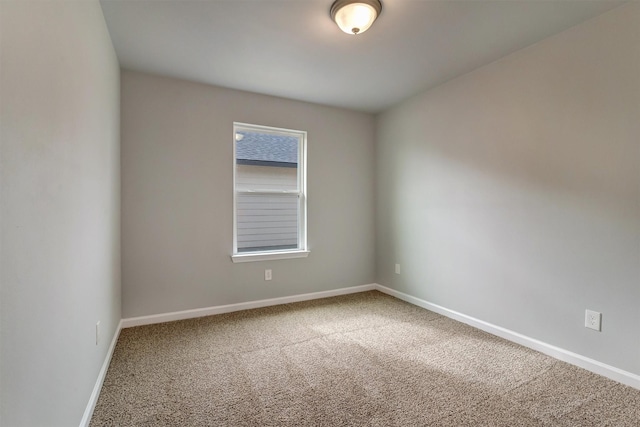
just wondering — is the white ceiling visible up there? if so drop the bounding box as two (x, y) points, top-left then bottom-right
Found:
(100, 0), (624, 113)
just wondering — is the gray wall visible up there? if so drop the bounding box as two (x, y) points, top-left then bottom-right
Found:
(121, 70), (375, 318)
(0, 1), (121, 426)
(376, 3), (639, 376)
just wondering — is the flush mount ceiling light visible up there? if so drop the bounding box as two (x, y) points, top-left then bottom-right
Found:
(330, 0), (382, 35)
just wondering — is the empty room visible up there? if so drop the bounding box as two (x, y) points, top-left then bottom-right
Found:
(1, 0), (639, 426)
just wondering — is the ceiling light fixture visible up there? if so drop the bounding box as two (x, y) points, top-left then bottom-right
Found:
(330, 0), (382, 35)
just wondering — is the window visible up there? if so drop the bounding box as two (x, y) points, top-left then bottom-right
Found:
(232, 123), (308, 262)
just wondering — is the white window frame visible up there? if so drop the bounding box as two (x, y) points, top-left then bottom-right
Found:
(231, 122), (309, 263)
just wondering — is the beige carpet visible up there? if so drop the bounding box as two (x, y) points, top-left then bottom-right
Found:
(91, 291), (639, 426)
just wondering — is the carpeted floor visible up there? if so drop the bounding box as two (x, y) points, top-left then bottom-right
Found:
(91, 291), (640, 426)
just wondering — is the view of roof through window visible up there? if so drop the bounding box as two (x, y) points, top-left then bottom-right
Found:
(235, 131), (298, 167)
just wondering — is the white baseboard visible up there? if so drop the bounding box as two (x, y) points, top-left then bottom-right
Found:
(374, 284), (640, 390)
(121, 284), (377, 328)
(79, 319), (123, 427)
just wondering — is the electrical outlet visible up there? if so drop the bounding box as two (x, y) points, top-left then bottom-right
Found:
(395, 263), (401, 275)
(585, 310), (601, 331)
(265, 269), (272, 281)
(96, 321), (100, 345)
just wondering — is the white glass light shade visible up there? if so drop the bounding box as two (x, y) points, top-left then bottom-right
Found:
(331, 0), (382, 35)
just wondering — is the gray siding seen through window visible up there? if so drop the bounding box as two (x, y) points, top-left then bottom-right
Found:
(236, 166), (298, 251)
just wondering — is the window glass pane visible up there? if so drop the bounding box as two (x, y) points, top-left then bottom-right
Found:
(235, 131), (298, 191)
(236, 193), (299, 253)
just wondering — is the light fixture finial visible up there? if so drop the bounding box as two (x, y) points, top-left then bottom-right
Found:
(330, 0), (382, 35)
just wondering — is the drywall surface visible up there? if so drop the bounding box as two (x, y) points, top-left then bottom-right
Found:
(0, 1), (121, 425)
(376, 3), (639, 375)
(121, 71), (375, 318)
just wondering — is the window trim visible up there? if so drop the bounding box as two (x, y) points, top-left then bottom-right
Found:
(231, 122), (308, 263)
(231, 249), (310, 264)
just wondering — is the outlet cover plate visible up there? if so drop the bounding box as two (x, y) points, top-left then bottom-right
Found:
(265, 269), (272, 281)
(585, 309), (601, 331)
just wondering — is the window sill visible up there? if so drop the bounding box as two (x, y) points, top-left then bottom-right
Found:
(231, 250), (310, 263)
